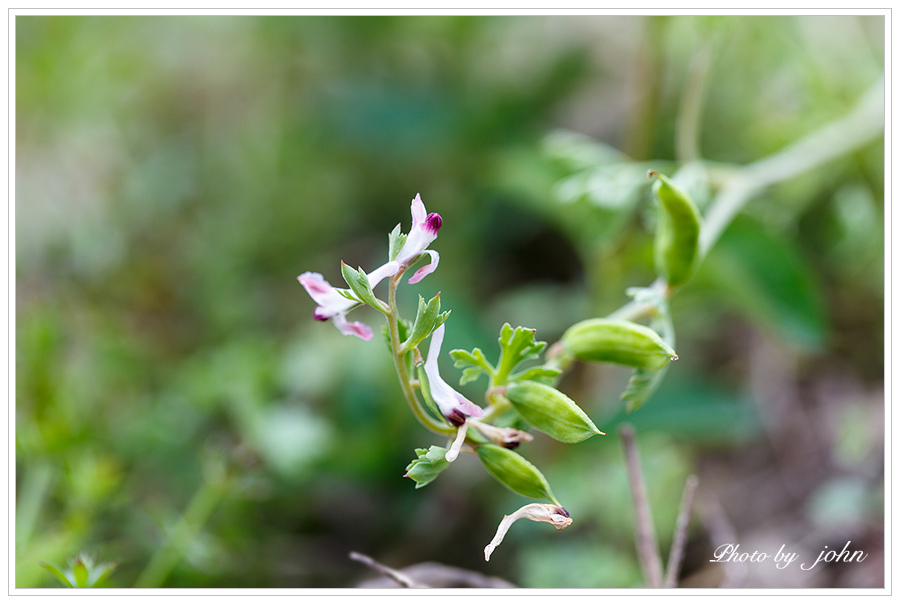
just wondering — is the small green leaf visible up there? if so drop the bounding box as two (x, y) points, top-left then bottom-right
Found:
(388, 224), (408, 261)
(39, 562), (74, 588)
(621, 367), (668, 413)
(403, 294), (449, 352)
(90, 561), (118, 587)
(477, 444), (558, 503)
(449, 347), (495, 385)
(506, 381), (603, 443)
(340, 262), (382, 310)
(459, 366), (486, 385)
(73, 560), (88, 588)
(405, 446), (450, 488)
(335, 288), (361, 303)
(496, 324), (547, 383)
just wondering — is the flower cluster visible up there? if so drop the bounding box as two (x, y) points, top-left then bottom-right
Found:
(296, 193), (601, 561)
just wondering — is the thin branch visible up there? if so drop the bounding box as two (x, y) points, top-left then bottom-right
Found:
(349, 551), (428, 588)
(664, 474), (699, 588)
(618, 424), (664, 588)
(697, 493), (746, 588)
(699, 77), (884, 256)
(387, 275), (453, 436)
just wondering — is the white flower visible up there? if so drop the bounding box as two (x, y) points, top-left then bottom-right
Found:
(395, 193), (442, 284)
(423, 324), (484, 461)
(424, 324), (485, 424)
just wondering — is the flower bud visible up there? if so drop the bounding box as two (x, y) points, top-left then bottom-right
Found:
(562, 318), (677, 371)
(648, 170), (701, 288)
(505, 381), (604, 443)
(477, 444), (557, 503)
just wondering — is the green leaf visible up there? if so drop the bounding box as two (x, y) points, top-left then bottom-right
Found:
(505, 381), (603, 443)
(340, 262), (382, 310)
(621, 367), (668, 413)
(495, 324), (547, 383)
(89, 561), (118, 587)
(449, 347), (495, 385)
(477, 444), (558, 503)
(73, 560), (88, 588)
(388, 223), (408, 261)
(403, 294), (449, 352)
(405, 446), (450, 488)
(335, 288), (361, 303)
(39, 562), (74, 588)
(697, 217), (827, 349)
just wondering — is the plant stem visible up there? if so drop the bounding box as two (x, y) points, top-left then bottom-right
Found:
(606, 77), (883, 323)
(618, 424), (664, 588)
(699, 77), (884, 256)
(349, 551), (427, 588)
(664, 474), (699, 588)
(675, 43), (713, 163)
(387, 275), (454, 436)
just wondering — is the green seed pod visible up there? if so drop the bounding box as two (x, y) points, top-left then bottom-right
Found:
(477, 444), (558, 504)
(649, 170), (702, 287)
(561, 318), (677, 371)
(506, 381), (604, 443)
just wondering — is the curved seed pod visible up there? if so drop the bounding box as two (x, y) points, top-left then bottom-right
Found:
(477, 444), (558, 504)
(505, 381), (604, 443)
(561, 318), (677, 371)
(648, 170), (702, 287)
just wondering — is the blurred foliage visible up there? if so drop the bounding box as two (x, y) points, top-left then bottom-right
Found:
(16, 15), (883, 588)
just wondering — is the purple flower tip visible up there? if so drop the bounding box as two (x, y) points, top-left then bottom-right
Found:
(554, 507), (570, 518)
(446, 409), (466, 427)
(424, 213), (442, 234)
(312, 309), (330, 322)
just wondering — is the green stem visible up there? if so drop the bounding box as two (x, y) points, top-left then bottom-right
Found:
(387, 275), (454, 436)
(675, 43), (713, 164)
(134, 480), (223, 588)
(16, 460), (54, 550)
(699, 77), (884, 256)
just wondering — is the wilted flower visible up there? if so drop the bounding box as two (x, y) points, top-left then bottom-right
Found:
(484, 503), (572, 561)
(424, 324), (484, 461)
(297, 262), (398, 340)
(469, 419), (534, 449)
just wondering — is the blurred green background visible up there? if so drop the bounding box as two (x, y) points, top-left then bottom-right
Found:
(16, 15), (884, 588)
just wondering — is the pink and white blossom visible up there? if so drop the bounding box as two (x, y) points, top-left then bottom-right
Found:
(297, 263), (397, 340)
(380, 193), (442, 284)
